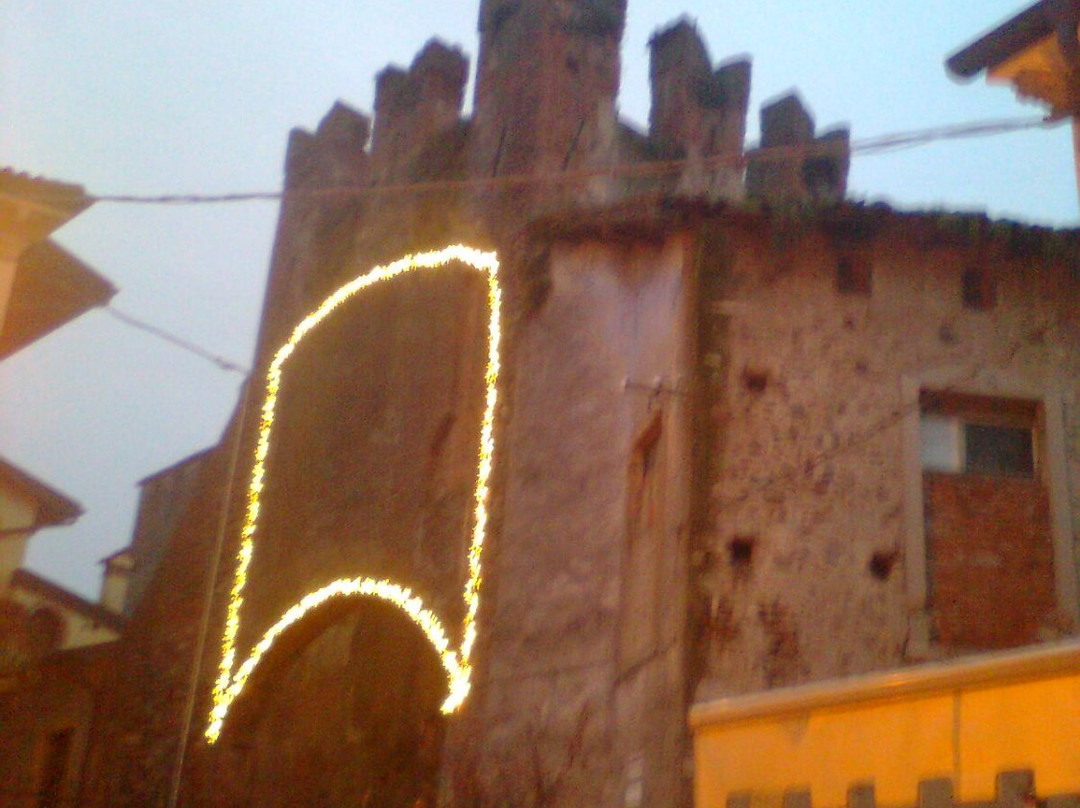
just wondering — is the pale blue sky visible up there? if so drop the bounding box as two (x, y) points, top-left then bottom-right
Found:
(1, 0), (1075, 598)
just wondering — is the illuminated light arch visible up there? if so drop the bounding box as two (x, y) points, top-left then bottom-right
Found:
(206, 245), (501, 744)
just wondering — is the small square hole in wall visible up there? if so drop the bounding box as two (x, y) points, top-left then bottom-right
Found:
(961, 266), (995, 310)
(868, 550), (897, 581)
(836, 254), (871, 296)
(741, 368), (768, 393)
(728, 536), (755, 574)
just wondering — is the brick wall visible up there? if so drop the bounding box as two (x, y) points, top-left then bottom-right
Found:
(924, 472), (1055, 649)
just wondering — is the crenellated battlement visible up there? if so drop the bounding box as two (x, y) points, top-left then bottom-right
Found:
(746, 92), (850, 204)
(282, 6), (849, 226)
(649, 18), (752, 199)
(371, 40), (469, 182)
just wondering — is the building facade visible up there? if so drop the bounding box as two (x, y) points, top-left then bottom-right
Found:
(0, 170), (120, 808)
(36, 3), (1080, 808)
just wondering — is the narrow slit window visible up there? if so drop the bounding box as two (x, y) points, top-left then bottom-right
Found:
(961, 266), (995, 310)
(836, 253), (872, 296)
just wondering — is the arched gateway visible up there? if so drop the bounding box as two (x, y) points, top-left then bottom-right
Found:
(211, 597), (450, 808)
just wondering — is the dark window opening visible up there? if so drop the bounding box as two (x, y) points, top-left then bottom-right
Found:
(868, 550), (897, 581)
(961, 266), (995, 310)
(741, 368), (768, 393)
(728, 536), (755, 578)
(964, 423), (1033, 477)
(836, 254), (872, 296)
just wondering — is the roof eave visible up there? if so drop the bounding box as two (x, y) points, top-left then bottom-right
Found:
(0, 456), (83, 527)
(0, 239), (117, 360)
(946, 0), (1057, 79)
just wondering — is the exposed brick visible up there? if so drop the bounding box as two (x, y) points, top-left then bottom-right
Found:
(925, 474), (1055, 650)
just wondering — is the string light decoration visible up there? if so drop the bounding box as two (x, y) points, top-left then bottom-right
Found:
(206, 245), (501, 744)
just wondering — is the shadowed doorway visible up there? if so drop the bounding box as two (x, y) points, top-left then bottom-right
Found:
(219, 597), (448, 808)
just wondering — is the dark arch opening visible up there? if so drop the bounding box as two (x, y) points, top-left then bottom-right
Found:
(216, 597), (448, 808)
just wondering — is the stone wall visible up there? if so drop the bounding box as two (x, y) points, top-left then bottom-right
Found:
(692, 211), (1080, 700)
(745, 94), (849, 204)
(371, 41), (468, 184)
(216, 601), (447, 808)
(125, 450), (210, 616)
(79, 436), (234, 808)
(466, 234), (695, 808)
(80, 200), (1078, 808)
(49, 1), (1026, 804)
(472, 0), (625, 202)
(235, 264), (489, 651)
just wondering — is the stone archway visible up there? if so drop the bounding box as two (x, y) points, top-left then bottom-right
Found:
(220, 598), (448, 808)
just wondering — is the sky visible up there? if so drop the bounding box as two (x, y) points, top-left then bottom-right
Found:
(1, 0), (1076, 600)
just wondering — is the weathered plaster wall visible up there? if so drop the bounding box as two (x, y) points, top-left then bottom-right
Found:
(468, 235), (694, 808)
(238, 266), (489, 648)
(694, 218), (1080, 700)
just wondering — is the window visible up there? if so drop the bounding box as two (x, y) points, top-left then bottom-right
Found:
(903, 374), (1078, 659)
(835, 253), (871, 296)
(918, 391), (1054, 650)
(919, 392), (1036, 477)
(961, 266), (995, 310)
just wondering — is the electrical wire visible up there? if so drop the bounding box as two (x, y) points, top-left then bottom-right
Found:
(83, 115), (1059, 206)
(103, 305), (249, 376)
(88, 115), (1061, 381)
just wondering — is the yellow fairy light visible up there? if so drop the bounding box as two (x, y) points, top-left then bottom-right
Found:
(206, 576), (467, 742)
(206, 245), (501, 744)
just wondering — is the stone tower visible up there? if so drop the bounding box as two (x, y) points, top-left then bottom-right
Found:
(69, 4), (855, 808)
(471, 0), (627, 212)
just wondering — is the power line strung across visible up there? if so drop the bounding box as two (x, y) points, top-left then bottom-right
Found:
(80, 115), (1058, 207)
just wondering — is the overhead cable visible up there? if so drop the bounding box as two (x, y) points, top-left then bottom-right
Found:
(104, 305), (249, 376)
(84, 115), (1059, 207)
